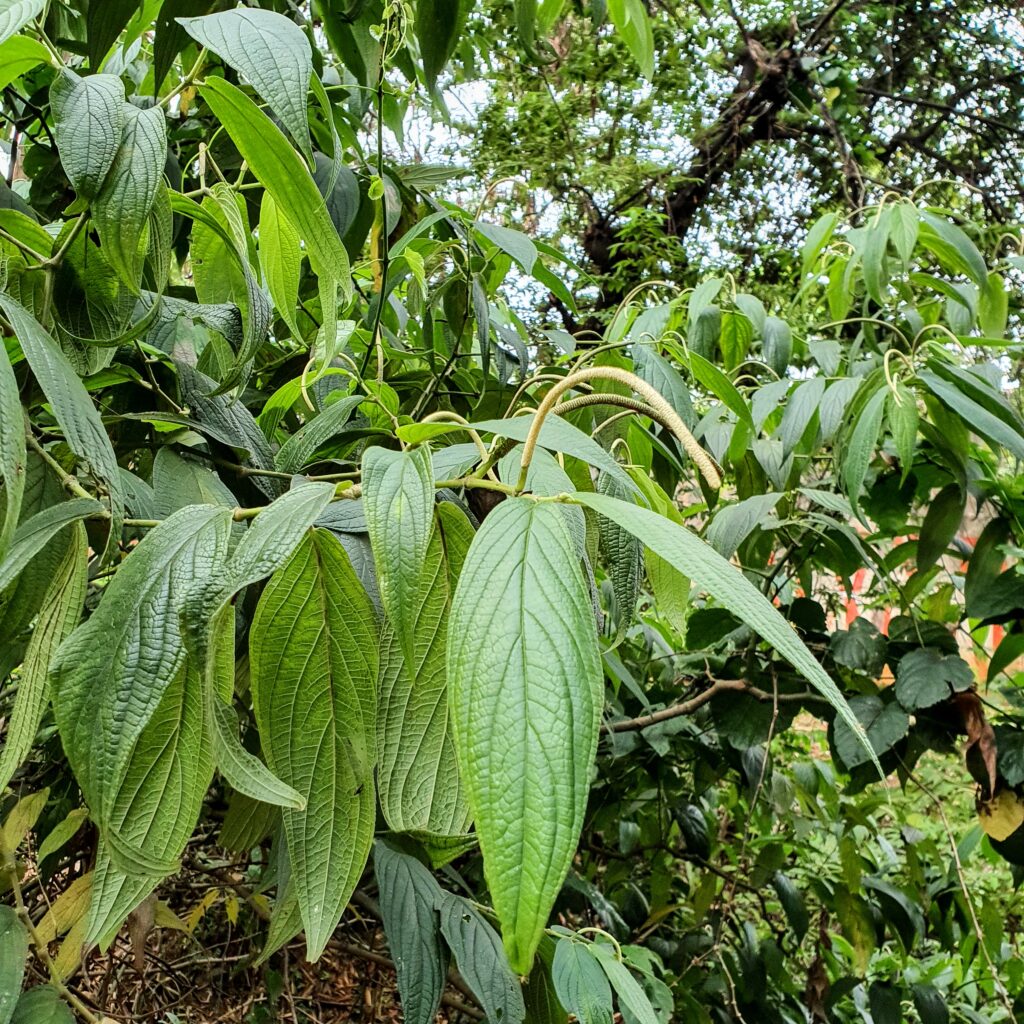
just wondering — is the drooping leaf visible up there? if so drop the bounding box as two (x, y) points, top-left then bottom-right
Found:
(178, 8), (313, 160)
(374, 839), (449, 1024)
(833, 695), (909, 769)
(416, 0), (466, 91)
(0, 522), (87, 792)
(0, 498), (101, 593)
(552, 939), (614, 1024)
(198, 77), (351, 299)
(841, 383), (887, 511)
(448, 498), (603, 973)
(0, 296), (123, 560)
(258, 190), (303, 341)
(250, 529), (379, 961)
(588, 944), (659, 1024)
(92, 104), (167, 290)
(572, 492), (877, 770)
(436, 892), (527, 1024)
(606, 0), (654, 78)
(51, 505), (231, 831)
(475, 221), (538, 274)
(85, 0), (138, 67)
(0, 0), (44, 46)
(915, 483), (964, 571)
(362, 444), (435, 670)
(49, 71), (125, 198)
(274, 394), (364, 474)
(0, 906), (28, 1024)
(596, 470), (643, 630)
(378, 502), (475, 837)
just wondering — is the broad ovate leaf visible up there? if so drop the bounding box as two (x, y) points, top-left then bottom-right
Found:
(52, 505), (232, 831)
(378, 502), (474, 837)
(49, 70), (125, 199)
(362, 444), (435, 670)
(250, 529), (379, 961)
(573, 491), (877, 771)
(178, 8), (313, 161)
(447, 498), (603, 973)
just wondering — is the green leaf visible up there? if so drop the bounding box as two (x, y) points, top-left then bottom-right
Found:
(979, 271), (1008, 337)
(85, 0), (138, 67)
(0, 296), (123, 561)
(374, 838), (449, 1024)
(92, 104), (167, 290)
(0, 906), (28, 1024)
(705, 493), (783, 559)
(833, 695), (908, 769)
(10, 988), (73, 1024)
(895, 648), (973, 710)
(0, 522), (87, 792)
(36, 807), (89, 863)
(179, 8), (313, 161)
(606, 0), (654, 78)
(552, 940), (614, 1024)
(886, 384), (918, 481)
(762, 316), (792, 376)
(362, 444), (435, 671)
(916, 483), (963, 572)
(771, 872), (809, 940)
(572, 491), (877, 771)
(475, 220), (538, 274)
(0, 498), (101, 592)
(274, 394), (364, 474)
(841, 383), (887, 511)
(448, 498), (603, 973)
(918, 370), (1024, 461)
(919, 211), (988, 286)
(436, 892), (527, 1023)
(0, 341), (25, 561)
(378, 503), (475, 836)
(250, 529), (379, 961)
(912, 984), (949, 1024)
(0, 34), (48, 91)
(596, 470), (643, 630)
(632, 344), (693, 428)
(48, 71), (123, 198)
(258, 190), (303, 340)
(416, 0), (466, 90)
(51, 505), (231, 831)
(588, 944), (659, 1024)
(198, 76), (351, 299)
(0, 0), (44, 46)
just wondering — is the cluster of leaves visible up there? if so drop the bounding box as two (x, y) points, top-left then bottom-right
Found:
(0, 1), (1022, 1022)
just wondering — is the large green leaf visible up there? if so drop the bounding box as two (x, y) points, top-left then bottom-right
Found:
(258, 190), (303, 340)
(374, 839), (449, 1024)
(447, 498), (603, 973)
(0, 296), (123, 560)
(0, 0), (44, 46)
(51, 504), (231, 831)
(416, 0), (466, 90)
(552, 939), (614, 1024)
(49, 70), (125, 199)
(92, 104), (167, 290)
(0, 906), (29, 1024)
(378, 502), (474, 836)
(10, 988), (73, 1024)
(179, 8), (313, 161)
(0, 34), (48, 92)
(0, 498), (101, 592)
(85, 0), (138, 67)
(572, 492), (876, 769)
(0, 522), (87, 792)
(362, 444), (435, 670)
(250, 529), (378, 961)
(199, 77), (351, 298)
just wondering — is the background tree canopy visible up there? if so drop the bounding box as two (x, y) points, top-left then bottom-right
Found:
(0, 1), (1022, 1022)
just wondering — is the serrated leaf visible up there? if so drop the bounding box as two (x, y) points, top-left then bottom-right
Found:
(10, 988), (73, 1024)
(378, 503), (475, 836)
(0, 905), (28, 1024)
(198, 76), (351, 300)
(250, 529), (378, 961)
(448, 499), (603, 973)
(436, 892), (526, 1023)
(363, 445), (435, 671)
(0, 497), (99, 593)
(374, 839), (449, 1024)
(52, 505), (231, 833)
(0, 296), (123, 560)
(552, 940), (613, 1024)
(0, 522), (87, 791)
(572, 491), (878, 771)
(596, 471), (643, 630)
(49, 71), (125, 198)
(0, 0), (44, 46)
(179, 8), (313, 161)
(92, 104), (166, 290)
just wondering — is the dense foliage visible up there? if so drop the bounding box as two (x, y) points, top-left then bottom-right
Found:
(0, 1), (1022, 1022)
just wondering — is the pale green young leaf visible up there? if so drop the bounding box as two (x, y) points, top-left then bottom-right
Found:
(378, 502), (475, 837)
(258, 190), (303, 340)
(362, 444), (435, 670)
(0, 906), (28, 1024)
(178, 8), (313, 161)
(606, 0), (654, 77)
(198, 77), (351, 299)
(49, 71), (125, 199)
(1, 788), (47, 850)
(374, 839), (449, 1024)
(51, 505), (232, 830)
(250, 529), (379, 961)
(447, 499), (603, 974)
(0, 0), (44, 46)
(571, 492), (878, 771)
(92, 104), (167, 290)
(0, 35), (47, 91)
(0, 296), (123, 560)
(0, 522), (87, 792)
